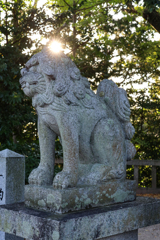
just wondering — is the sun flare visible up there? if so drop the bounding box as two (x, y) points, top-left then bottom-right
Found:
(50, 41), (62, 53)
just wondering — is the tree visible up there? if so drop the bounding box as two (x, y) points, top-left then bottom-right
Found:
(122, 0), (160, 34)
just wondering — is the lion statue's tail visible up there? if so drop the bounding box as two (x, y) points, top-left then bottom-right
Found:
(97, 79), (136, 161)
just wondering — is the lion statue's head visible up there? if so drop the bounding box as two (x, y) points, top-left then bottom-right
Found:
(20, 47), (95, 109)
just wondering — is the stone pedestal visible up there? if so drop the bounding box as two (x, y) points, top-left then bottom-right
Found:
(0, 232), (23, 240)
(98, 230), (138, 240)
(0, 197), (160, 240)
(25, 180), (136, 213)
(0, 149), (25, 205)
(6, 229), (138, 240)
(0, 149), (25, 240)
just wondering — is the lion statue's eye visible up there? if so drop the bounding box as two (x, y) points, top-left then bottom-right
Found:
(30, 81), (37, 85)
(47, 74), (56, 81)
(29, 66), (38, 72)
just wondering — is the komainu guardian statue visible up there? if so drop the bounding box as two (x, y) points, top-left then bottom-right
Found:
(20, 47), (136, 189)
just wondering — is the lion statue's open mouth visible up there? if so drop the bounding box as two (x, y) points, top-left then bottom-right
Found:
(20, 47), (136, 189)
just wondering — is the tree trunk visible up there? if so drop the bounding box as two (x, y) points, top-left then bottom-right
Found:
(73, 1), (76, 59)
(5, 0), (8, 44)
(143, 9), (160, 34)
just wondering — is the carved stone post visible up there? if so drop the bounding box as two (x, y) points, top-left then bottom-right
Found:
(0, 149), (25, 240)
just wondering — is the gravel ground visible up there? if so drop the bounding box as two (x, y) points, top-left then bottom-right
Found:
(138, 224), (160, 240)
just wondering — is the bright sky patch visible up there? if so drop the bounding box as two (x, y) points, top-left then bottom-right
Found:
(50, 41), (62, 53)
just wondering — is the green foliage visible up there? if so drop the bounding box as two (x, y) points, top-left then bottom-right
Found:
(55, 138), (63, 158)
(127, 165), (152, 188)
(0, 45), (36, 143)
(143, 0), (160, 12)
(129, 87), (160, 160)
(126, 165), (134, 180)
(138, 165), (152, 188)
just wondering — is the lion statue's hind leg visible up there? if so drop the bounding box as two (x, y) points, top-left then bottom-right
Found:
(86, 117), (126, 184)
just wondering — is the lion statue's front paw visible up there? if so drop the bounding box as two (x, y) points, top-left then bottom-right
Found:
(29, 166), (53, 186)
(53, 171), (78, 189)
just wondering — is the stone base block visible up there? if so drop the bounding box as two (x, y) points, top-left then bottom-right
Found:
(0, 197), (160, 239)
(0, 231), (24, 240)
(25, 180), (136, 213)
(99, 230), (138, 240)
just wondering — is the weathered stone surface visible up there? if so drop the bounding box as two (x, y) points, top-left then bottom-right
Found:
(25, 180), (136, 213)
(0, 231), (5, 239)
(19, 47), (136, 190)
(0, 149), (25, 205)
(0, 149), (25, 239)
(5, 233), (23, 240)
(0, 197), (160, 240)
(0, 149), (24, 158)
(99, 230), (138, 240)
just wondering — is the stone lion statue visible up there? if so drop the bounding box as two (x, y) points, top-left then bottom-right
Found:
(20, 47), (136, 189)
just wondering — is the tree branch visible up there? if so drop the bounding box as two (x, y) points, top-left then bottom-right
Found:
(75, 0), (80, 5)
(62, 0), (72, 8)
(76, 2), (104, 12)
(122, 3), (160, 34)
(122, 7), (138, 14)
(55, 22), (69, 34)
